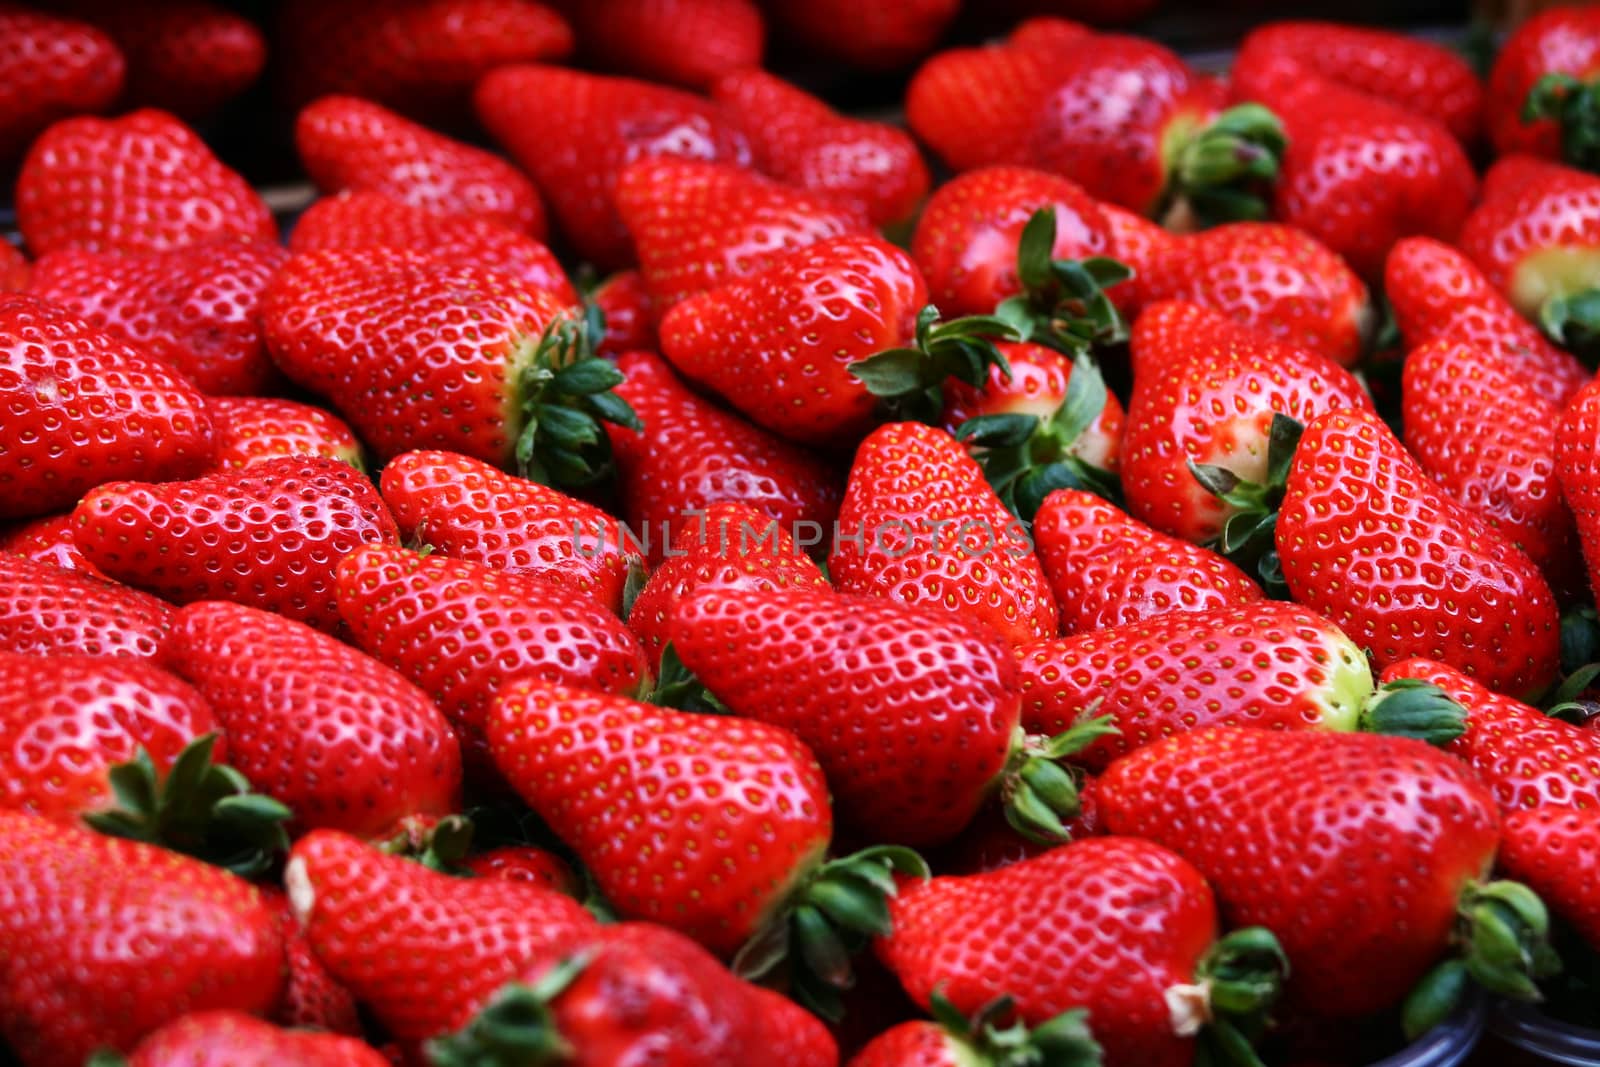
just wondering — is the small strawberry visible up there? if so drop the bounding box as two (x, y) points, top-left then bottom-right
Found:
(206, 397), (364, 473)
(0, 514), (104, 577)
(567, 0), (764, 89)
(462, 845), (580, 896)
(848, 995), (1101, 1067)
(474, 63), (750, 268)
(0, 7), (122, 161)
(117, 1011), (388, 1067)
(764, 0), (960, 70)
(1487, 5), (1600, 164)
(296, 93), (547, 237)
(1498, 807), (1600, 954)
(17, 109), (276, 256)
(27, 239), (288, 396)
(0, 294), (215, 519)
(72, 456), (399, 633)
(0, 553), (171, 658)
(591, 268), (656, 357)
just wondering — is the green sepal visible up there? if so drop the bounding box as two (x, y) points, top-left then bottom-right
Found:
(425, 953), (591, 1067)
(1523, 72), (1600, 174)
(1166, 103), (1288, 229)
(619, 556), (648, 621)
(1446, 879), (1560, 1006)
(999, 716), (1119, 844)
(1539, 289), (1600, 363)
(929, 990), (1105, 1067)
(83, 1052), (126, 1067)
(848, 304), (1019, 425)
(1357, 679), (1468, 747)
(82, 734), (291, 879)
(992, 209), (1132, 356)
(1189, 413), (1304, 598)
(640, 642), (728, 715)
(1402, 959), (1471, 1042)
(375, 813), (477, 874)
(1194, 927), (1289, 1020)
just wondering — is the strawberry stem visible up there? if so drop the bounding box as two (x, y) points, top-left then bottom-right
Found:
(848, 305), (1020, 425)
(1524, 73), (1600, 174)
(424, 951), (591, 1066)
(374, 813), (477, 873)
(999, 715), (1119, 844)
(1164, 103), (1287, 229)
(928, 991), (1104, 1067)
(993, 208), (1131, 356)
(1188, 412), (1303, 598)
(1538, 288), (1600, 362)
(1357, 679), (1468, 747)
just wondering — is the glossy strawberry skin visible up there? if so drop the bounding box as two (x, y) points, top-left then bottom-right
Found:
(1098, 728), (1502, 1018)
(1555, 375), (1600, 607)
(124, 1011), (388, 1067)
(848, 1021), (962, 1067)
(592, 269), (656, 357)
(0, 515), (105, 577)
(671, 584), (1021, 847)
(1498, 807), (1600, 953)
(296, 94), (547, 237)
(879, 838), (1219, 1067)
(27, 239), (288, 396)
(1488, 6), (1600, 159)
(568, 0), (764, 89)
(207, 397), (364, 473)
(0, 8), (123, 161)
(72, 456), (400, 634)
(0, 810), (283, 1067)
(0, 553), (172, 658)
(17, 109), (275, 256)
(462, 845), (580, 896)
(1279, 407), (1559, 696)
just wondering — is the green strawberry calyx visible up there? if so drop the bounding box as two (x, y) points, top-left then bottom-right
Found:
(848, 304), (1021, 426)
(930, 990), (1104, 1067)
(733, 844), (930, 1022)
(1177, 927), (1289, 1067)
(83, 733), (291, 879)
(1537, 287), (1600, 363)
(1357, 679), (1468, 747)
(998, 714), (1120, 844)
(425, 951), (593, 1067)
(1524, 73), (1600, 175)
(955, 352), (1123, 523)
(1188, 412), (1304, 598)
(640, 642), (729, 715)
(374, 812), (477, 874)
(1162, 102), (1288, 230)
(993, 207), (1132, 357)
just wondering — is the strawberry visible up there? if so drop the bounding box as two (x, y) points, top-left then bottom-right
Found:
(764, 0), (960, 70)
(711, 69), (931, 229)
(0, 294), (215, 519)
(878, 838), (1286, 1066)
(1499, 807), (1600, 953)
(462, 845), (580, 896)
(118, 1011), (388, 1067)
(27, 239), (288, 396)
(829, 422), (1058, 645)
(206, 396), (364, 473)
(379, 450), (635, 613)
(1136, 222), (1372, 368)
(1031, 489), (1261, 635)
(566, 0), (764, 89)
(0, 7), (122, 161)
(72, 456), (399, 633)
(16, 109), (276, 256)
(1555, 374), (1600, 607)
(1278, 406), (1560, 696)
(0, 514), (104, 577)
(610, 349), (843, 563)
(262, 888), (363, 1036)
(591, 269), (656, 357)
(0, 810), (283, 1067)
(1487, 5), (1600, 164)
(848, 996), (1101, 1067)
(263, 248), (633, 485)
(0, 553), (172, 658)
(0, 240), (29, 291)
(615, 156), (867, 314)
(1231, 21), (1483, 143)
(295, 93), (547, 237)
(930, 794), (1091, 877)
(284, 827), (596, 1044)
(286, 191), (575, 305)
(475, 64), (750, 268)
(163, 599), (461, 837)
(1097, 728), (1555, 1030)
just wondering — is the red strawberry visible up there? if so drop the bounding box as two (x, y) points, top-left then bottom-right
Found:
(878, 838), (1286, 1067)
(474, 63), (750, 268)
(610, 349), (843, 563)
(0, 514), (104, 577)
(284, 827), (596, 1044)
(0, 7), (122, 161)
(1554, 373), (1600, 598)
(207, 397), (364, 473)
(286, 191), (575, 304)
(1231, 22), (1483, 143)
(1499, 807), (1600, 953)
(1031, 489), (1261, 635)
(711, 69), (931, 229)
(848, 997), (1100, 1067)
(462, 845), (580, 896)
(829, 422), (1057, 645)
(1279, 406), (1560, 696)
(27, 239), (288, 396)
(263, 888), (363, 1036)
(765, 0), (960, 70)
(591, 268), (656, 357)
(296, 94), (547, 237)
(566, 0), (764, 89)
(0, 294), (215, 519)
(0, 240), (29, 291)
(163, 600), (461, 837)
(72, 456), (399, 633)
(1487, 5), (1600, 163)
(379, 450), (635, 613)
(122, 1011), (387, 1067)
(17, 109), (275, 256)
(0, 553), (172, 658)
(615, 156), (867, 314)
(0, 810), (283, 1067)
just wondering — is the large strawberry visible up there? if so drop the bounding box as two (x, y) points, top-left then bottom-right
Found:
(877, 838), (1286, 1067)
(0, 7), (122, 161)
(16, 109), (275, 256)
(72, 456), (398, 633)
(848, 995), (1101, 1067)
(1488, 5), (1600, 164)
(566, 0), (764, 89)
(117, 1011), (388, 1067)
(0, 810), (283, 1067)
(0, 295), (215, 519)
(206, 397), (364, 473)
(0, 553), (171, 658)
(764, 0), (959, 71)
(474, 63), (750, 268)
(295, 94), (546, 237)
(1499, 807), (1600, 954)
(27, 239), (288, 396)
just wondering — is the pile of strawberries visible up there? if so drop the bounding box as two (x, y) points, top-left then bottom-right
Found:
(11, 1), (1600, 1065)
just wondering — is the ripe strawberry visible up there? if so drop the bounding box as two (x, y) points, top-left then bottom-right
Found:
(878, 838), (1286, 1067)
(379, 450), (635, 613)
(286, 191), (575, 304)
(1279, 407), (1560, 696)
(0, 7), (122, 161)
(263, 248), (632, 484)
(1231, 21), (1483, 143)
(1499, 807), (1600, 953)
(566, 0), (764, 89)
(72, 456), (399, 633)
(611, 349), (843, 563)
(0, 514), (104, 577)
(0, 240), (28, 291)
(1552, 375), (1600, 607)
(295, 94), (547, 237)
(27, 239), (288, 396)
(207, 397), (364, 473)
(0, 553), (171, 658)
(475, 64), (750, 268)
(829, 422), (1057, 644)
(711, 69), (931, 229)
(1097, 728), (1554, 1027)
(591, 268), (656, 357)
(0, 294), (215, 519)
(462, 845), (580, 896)
(1031, 489), (1260, 635)
(0, 810), (283, 1067)
(285, 827), (596, 1044)
(764, 0), (960, 70)
(848, 995), (1101, 1067)
(1487, 5), (1600, 163)
(262, 888), (363, 1036)
(163, 600), (461, 837)
(120, 1011), (388, 1067)
(17, 109), (275, 256)
(615, 156), (867, 314)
